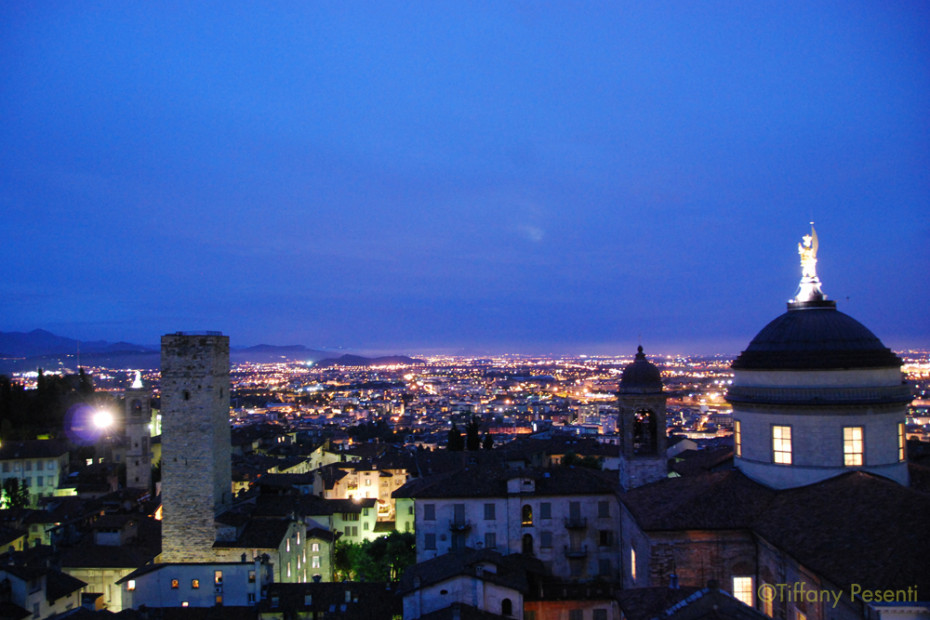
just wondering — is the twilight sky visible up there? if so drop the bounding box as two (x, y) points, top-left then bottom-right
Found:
(2, 2), (928, 355)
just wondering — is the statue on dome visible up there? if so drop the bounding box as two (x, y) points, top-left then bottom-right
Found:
(798, 225), (819, 279)
(794, 223), (825, 303)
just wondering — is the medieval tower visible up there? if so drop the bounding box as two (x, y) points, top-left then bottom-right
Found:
(159, 332), (232, 563)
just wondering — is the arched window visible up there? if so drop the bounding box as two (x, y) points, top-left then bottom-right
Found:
(521, 504), (533, 526)
(502, 598), (513, 616)
(633, 409), (658, 455)
(522, 533), (534, 555)
(130, 399), (143, 417)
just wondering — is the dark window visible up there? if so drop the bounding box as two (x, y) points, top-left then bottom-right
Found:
(484, 503), (496, 520)
(424, 533), (436, 550)
(598, 500), (610, 518)
(599, 530), (613, 547)
(540, 531), (552, 548)
(502, 598), (513, 616)
(423, 504), (435, 521)
(522, 533), (534, 555)
(484, 532), (497, 549)
(540, 502), (551, 519)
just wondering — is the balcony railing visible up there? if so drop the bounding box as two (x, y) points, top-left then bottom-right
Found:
(449, 519), (471, 532)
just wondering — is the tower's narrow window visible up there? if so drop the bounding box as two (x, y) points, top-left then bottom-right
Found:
(843, 426), (864, 466)
(772, 425), (792, 464)
(898, 423), (906, 461)
(734, 420), (742, 457)
(633, 409), (658, 455)
(521, 504), (533, 526)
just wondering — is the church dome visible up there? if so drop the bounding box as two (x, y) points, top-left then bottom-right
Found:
(732, 299), (901, 370)
(620, 346), (663, 393)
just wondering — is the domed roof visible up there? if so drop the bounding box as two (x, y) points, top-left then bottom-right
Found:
(620, 346), (663, 393)
(732, 300), (901, 370)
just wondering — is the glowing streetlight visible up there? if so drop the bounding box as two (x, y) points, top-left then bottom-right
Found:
(93, 409), (115, 430)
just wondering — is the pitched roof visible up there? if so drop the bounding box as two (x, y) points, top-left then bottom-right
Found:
(393, 465), (618, 500)
(751, 471), (930, 593)
(623, 469), (930, 593)
(621, 469), (775, 531)
(398, 548), (543, 595)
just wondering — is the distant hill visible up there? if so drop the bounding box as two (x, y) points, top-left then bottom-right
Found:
(0, 329), (412, 373)
(314, 354), (425, 368)
(0, 329), (155, 357)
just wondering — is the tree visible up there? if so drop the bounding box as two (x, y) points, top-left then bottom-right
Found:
(562, 452), (603, 470)
(482, 432), (494, 450)
(465, 416), (481, 451)
(2, 478), (29, 510)
(333, 532), (415, 582)
(447, 423), (464, 451)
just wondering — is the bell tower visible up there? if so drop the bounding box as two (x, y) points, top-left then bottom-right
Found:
(123, 371), (152, 491)
(618, 346), (668, 490)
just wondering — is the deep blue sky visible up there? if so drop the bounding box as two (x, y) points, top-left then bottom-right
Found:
(2, 2), (928, 355)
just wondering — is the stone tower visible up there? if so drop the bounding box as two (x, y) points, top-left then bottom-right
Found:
(123, 371), (152, 491)
(618, 346), (668, 490)
(726, 225), (911, 489)
(159, 332), (232, 563)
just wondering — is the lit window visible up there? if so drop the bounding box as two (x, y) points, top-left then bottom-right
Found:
(521, 504), (533, 526)
(214, 571), (223, 585)
(761, 582), (774, 617)
(795, 608), (806, 620)
(296, 531), (300, 545)
(630, 547), (637, 582)
(287, 539), (291, 552)
(312, 555), (321, 568)
(733, 576), (754, 607)
(734, 420), (742, 457)
(772, 425), (792, 464)
(191, 579), (199, 589)
(127, 580), (136, 591)
(171, 579), (179, 589)
(311, 543), (320, 552)
(898, 423), (906, 461)
(843, 427), (864, 466)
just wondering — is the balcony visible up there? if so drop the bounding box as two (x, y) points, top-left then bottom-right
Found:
(564, 517), (587, 530)
(449, 519), (472, 533)
(564, 544), (588, 558)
